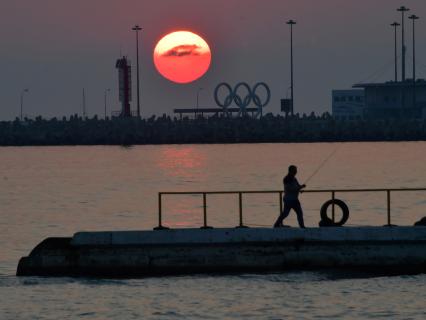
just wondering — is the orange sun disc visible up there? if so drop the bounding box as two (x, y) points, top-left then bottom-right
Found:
(153, 31), (211, 84)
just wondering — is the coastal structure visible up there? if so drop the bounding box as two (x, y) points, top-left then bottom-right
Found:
(332, 81), (426, 120)
(17, 186), (426, 277)
(353, 80), (426, 119)
(17, 227), (426, 277)
(115, 56), (132, 117)
(174, 82), (271, 119)
(173, 107), (260, 119)
(332, 90), (365, 120)
(332, 6), (426, 120)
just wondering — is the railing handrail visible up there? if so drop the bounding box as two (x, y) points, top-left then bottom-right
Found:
(154, 188), (426, 230)
(159, 188), (426, 195)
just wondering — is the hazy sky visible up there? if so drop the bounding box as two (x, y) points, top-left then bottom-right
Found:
(1, 0), (426, 120)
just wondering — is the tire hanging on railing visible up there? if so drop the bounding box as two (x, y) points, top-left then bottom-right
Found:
(319, 199), (350, 227)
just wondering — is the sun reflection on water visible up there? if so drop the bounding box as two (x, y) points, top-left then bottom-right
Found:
(157, 146), (206, 179)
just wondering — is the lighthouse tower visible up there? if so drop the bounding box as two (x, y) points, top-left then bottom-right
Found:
(115, 56), (132, 117)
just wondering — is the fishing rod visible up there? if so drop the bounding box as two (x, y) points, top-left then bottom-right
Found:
(303, 144), (341, 185)
(244, 147), (341, 228)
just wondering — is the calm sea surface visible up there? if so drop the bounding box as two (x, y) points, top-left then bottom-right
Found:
(1, 142), (426, 319)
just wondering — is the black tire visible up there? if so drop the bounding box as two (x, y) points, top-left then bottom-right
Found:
(320, 199), (350, 227)
(414, 217), (426, 226)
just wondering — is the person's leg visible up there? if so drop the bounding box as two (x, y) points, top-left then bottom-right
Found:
(274, 201), (291, 227)
(294, 200), (306, 228)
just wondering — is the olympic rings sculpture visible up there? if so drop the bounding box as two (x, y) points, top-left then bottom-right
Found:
(214, 82), (271, 117)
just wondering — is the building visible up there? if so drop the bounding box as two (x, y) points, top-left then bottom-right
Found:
(332, 89), (365, 120)
(353, 80), (426, 119)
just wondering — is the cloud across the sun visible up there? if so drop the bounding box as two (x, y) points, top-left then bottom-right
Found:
(162, 44), (204, 57)
(154, 31), (211, 83)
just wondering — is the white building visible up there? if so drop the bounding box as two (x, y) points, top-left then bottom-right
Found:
(332, 89), (365, 120)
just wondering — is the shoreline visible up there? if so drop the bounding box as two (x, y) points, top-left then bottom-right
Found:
(1, 139), (426, 148)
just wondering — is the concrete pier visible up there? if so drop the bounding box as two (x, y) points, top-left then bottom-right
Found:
(17, 227), (426, 277)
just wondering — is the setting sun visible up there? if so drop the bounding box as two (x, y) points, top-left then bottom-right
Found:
(153, 31), (211, 84)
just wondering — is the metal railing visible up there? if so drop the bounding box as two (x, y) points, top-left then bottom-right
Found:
(155, 188), (426, 230)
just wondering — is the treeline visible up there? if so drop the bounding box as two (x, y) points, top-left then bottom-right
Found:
(0, 113), (426, 146)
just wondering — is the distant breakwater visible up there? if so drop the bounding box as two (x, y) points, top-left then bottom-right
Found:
(1, 114), (426, 146)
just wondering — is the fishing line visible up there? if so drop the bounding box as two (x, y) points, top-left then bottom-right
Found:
(304, 144), (341, 185)
(248, 145), (341, 228)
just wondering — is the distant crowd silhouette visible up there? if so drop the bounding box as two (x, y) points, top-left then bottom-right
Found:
(1, 112), (426, 146)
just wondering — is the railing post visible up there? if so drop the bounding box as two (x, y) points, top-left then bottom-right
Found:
(158, 193), (162, 227)
(154, 193), (169, 230)
(201, 193), (212, 229)
(203, 193), (207, 227)
(279, 191), (283, 214)
(386, 190), (392, 226)
(236, 192), (247, 228)
(331, 191), (335, 223)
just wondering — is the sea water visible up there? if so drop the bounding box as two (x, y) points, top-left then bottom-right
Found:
(1, 142), (425, 319)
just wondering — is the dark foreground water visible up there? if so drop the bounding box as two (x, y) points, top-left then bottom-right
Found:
(1, 142), (426, 319)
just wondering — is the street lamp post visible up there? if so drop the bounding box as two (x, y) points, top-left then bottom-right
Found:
(287, 19), (296, 116)
(397, 6), (410, 82)
(104, 89), (111, 119)
(390, 22), (400, 82)
(409, 14), (419, 110)
(132, 25), (142, 118)
(20, 88), (29, 121)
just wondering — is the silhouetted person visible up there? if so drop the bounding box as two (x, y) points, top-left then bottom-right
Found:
(274, 165), (306, 228)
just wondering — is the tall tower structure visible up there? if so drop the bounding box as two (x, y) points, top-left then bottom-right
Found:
(132, 25), (142, 118)
(115, 56), (132, 117)
(397, 6), (410, 82)
(287, 19), (296, 116)
(390, 22), (400, 82)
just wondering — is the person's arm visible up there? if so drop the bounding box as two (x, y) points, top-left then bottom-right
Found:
(285, 180), (301, 192)
(295, 179), (306, 191)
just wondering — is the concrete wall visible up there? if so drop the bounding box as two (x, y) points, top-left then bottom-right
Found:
(17, 227), (426, 277)
(72, 227), (426, 245)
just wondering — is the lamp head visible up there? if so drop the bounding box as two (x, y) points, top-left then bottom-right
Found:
(397, 6), (410, 12)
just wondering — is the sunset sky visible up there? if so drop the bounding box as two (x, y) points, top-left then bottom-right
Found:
(1, 0), (426, 120)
